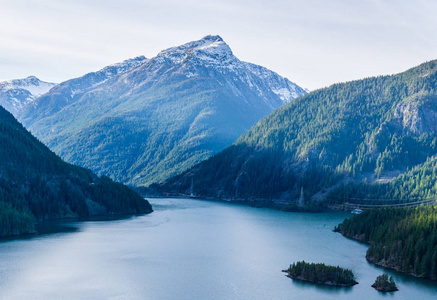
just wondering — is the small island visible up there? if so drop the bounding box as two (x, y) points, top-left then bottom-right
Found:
(283, 261), (358, 287)
(371, 274), (398, 292)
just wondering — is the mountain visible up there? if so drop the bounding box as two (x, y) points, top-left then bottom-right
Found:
(0, 76), (56, 116)
(0, 106), (152, 237)
(158, 60), (437, 207)
(17, 35), (306, 186)
(18, 56), (148, 124)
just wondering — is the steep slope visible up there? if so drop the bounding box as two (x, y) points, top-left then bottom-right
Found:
(0, 76), (56, 116)
(159, 60), (437, 206)
(18, 35), (306, 186)
(0, 106), (152, 237)
(18, 56), (148, 124)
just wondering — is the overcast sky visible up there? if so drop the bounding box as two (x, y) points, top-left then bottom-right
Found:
(1, 0), (436, 90)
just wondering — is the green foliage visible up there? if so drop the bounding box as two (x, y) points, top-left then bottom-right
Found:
(0, 202), (35, 237)
(0, 107), (152, 237)
(372, 274), (398, 292)
(90, 176), (152, 214)
(327, 156), (437, 206)
(161, 60), (437, 203)
(287, 261), (357, 286)
(336, 206), (437, 280)
(19, 59), (296, 187)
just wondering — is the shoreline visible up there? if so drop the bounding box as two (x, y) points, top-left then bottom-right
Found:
(281, 270), (358, 287)
(0, 210), (153, 241)
(371, 282), (399, 292)
(336, 231), (436, 282)
(143, 194), (329, 213)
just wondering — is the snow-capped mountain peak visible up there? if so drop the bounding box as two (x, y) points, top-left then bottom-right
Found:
(0, 76), (56, 98)
(148, 35), (306, 106)
(16, 34), (308, 187)
(156, 35), (234, 65)
(0, 76), (57, 116)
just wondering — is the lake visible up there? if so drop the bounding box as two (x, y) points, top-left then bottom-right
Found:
(0, 198), (436, 299)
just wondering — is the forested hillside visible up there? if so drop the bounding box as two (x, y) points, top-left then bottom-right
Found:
(335, 207), (437, 280)
(0, 106), (152, 237)
(159, 60), (437, 206)
(18, 35), (305, 187)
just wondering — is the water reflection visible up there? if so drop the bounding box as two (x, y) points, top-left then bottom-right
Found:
(289, 276), (354, 295)
(366, 260), (437, 293)
(0, 198), (435, 300)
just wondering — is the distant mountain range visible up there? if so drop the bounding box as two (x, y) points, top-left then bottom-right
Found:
(0, 106), (152, 237)
(159, 60), (437, 207)
(0, 76), (56, 116)
(16, 35), (306, 186)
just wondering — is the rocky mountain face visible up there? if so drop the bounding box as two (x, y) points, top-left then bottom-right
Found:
(17, 35), (306, 186)
(158, 60), (437, 206)
(153, 35), (304, 105)
(393, 93), (437, 135)
(0, 76), (56, 116)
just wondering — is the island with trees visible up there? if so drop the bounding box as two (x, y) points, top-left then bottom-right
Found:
(371, 274), (398, 292)
(283, 261), (358, 287)
(335, 206), (437, 280)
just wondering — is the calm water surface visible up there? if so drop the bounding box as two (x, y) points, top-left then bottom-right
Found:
(0, 198), (436, 299)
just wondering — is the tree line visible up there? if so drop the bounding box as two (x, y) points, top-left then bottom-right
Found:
(158, 60), (437, 208)
(335, 206), (437, 280)
(286, 261), (357, 286)
(0, 106), (152, 237)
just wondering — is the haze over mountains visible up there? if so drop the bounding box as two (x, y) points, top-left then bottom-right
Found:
(16, 35), (306, 187)
(160, 60), (437, 206)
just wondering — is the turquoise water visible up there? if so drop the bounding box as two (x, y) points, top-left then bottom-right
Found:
(0, 198), (435, 299)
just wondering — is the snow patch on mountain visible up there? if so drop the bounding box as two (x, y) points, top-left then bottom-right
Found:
(244, 62), (304, 103)
(65, 56), (148, 98)
(0, 76), (57, 115)
(103, 56), (148, 76)
(157, 35), (235, 67)
(272, 88), (294, 102)
(16, 35), (308, 187)
(152, 35), (306, 104)
(0, 76), (56, 98)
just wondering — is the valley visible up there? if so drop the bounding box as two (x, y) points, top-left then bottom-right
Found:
(1, 1), (436, 299)
(15, 35), (306, 187)
(158, 60), (437, 210)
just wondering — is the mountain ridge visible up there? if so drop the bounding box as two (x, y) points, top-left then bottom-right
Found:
(0, 106), (152, 237)
(158, 59), (437, 207)
(18, 56), (148, 126)
(0, 76), (56, 116)
(17, 35), (306, 186)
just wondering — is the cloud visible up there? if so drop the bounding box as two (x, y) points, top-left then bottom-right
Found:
(0, 0), (436, 89)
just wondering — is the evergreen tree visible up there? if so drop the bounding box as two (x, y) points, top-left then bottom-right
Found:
(336, 206), (437, 280)
(0, 106), (153, 237)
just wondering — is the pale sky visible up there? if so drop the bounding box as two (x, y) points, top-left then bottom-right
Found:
(0, 0), (436, 90)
